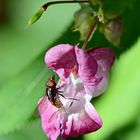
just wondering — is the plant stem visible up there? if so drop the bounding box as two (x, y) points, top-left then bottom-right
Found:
(82, 17), (99, 50)
(42, 0), (90, 10)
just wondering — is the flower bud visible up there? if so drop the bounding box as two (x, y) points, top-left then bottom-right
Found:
(73, 5), (94, 41)
(101, 18), (123, 46)
(28, 7), (45, 26)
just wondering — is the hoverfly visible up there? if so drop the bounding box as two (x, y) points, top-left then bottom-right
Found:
(46, 75), (64, 108)
(46, 75), (65, 136)
(46, 75), (78, 109)
(46, 75), (79, 136)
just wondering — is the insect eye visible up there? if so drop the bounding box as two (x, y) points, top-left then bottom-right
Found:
(50, 75), (55, 81)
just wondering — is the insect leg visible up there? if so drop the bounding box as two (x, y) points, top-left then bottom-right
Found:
(69, 100), (73, 107)
(58, 93), (80, 108)
(58, 93), (80, 101)
(58, 94), (76, 108)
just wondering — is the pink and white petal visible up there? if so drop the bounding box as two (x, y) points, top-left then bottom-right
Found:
(63, 101), (102, 137)
(75, 47), (98, 86)
(88, 47), (116, 71)
(38, 96), (64, 140)
(45, 44), (77, 78)
(58, 73), (102, 137)
(84, 47), (116, 97)
(85, 72), (109, 97)
(85, 63), (110, 97)
(85, 101), (102, 125)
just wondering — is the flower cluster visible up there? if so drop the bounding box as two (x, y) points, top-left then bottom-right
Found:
(38, 44), (115, 140)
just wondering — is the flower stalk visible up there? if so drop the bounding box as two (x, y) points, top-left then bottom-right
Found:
(82, 16), (99, 49)
(42, 0), (90, 11)
(28, 0), (90, 26)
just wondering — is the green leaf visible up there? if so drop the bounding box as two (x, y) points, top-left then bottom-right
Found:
(106, 115), (140, 140)
(103, 0), (134, 12)
(0, 55), (52, 135)
(121, 0), (140, 50)
(84, 38), (140, 140)
(0, 119), (84, 140)
(119, 121), (140, 140)
(0, 120), (47, 140)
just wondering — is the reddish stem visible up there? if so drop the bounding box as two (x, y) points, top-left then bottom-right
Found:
(42, 0), (90, 10)
(82, 17), (99, 50)
(41, 0), (99, 50)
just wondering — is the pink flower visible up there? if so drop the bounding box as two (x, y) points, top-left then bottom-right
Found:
(38, 44), (115, 140)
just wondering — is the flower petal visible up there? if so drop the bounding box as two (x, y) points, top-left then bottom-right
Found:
(88, 47), (116, 70)
(45, 44), (77, 78)
(39, 98), (102, 139)
(40, 45), (115, 139)
(38, 96), (63, 140)
(75, 47), (98, 86)
(60, 73), (102, 137)
(45, 44), (115, 97)
(62, 101), (102, 138)
(38, 73), (102, 139)
(85, 47), (116, 97)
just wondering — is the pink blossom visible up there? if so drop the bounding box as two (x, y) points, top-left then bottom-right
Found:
(38, 44), (115, 140)
(45, 44), (115, 97)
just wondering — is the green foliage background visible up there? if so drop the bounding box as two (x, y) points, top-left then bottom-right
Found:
(0, 0), (140, 140)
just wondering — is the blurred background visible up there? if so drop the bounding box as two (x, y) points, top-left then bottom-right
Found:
(0, 0), (140, 140)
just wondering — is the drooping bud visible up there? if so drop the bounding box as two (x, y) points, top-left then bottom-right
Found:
(73, 5), (95, 41)
(100, 18), (123, 47)
(28, 7), (45, 26)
